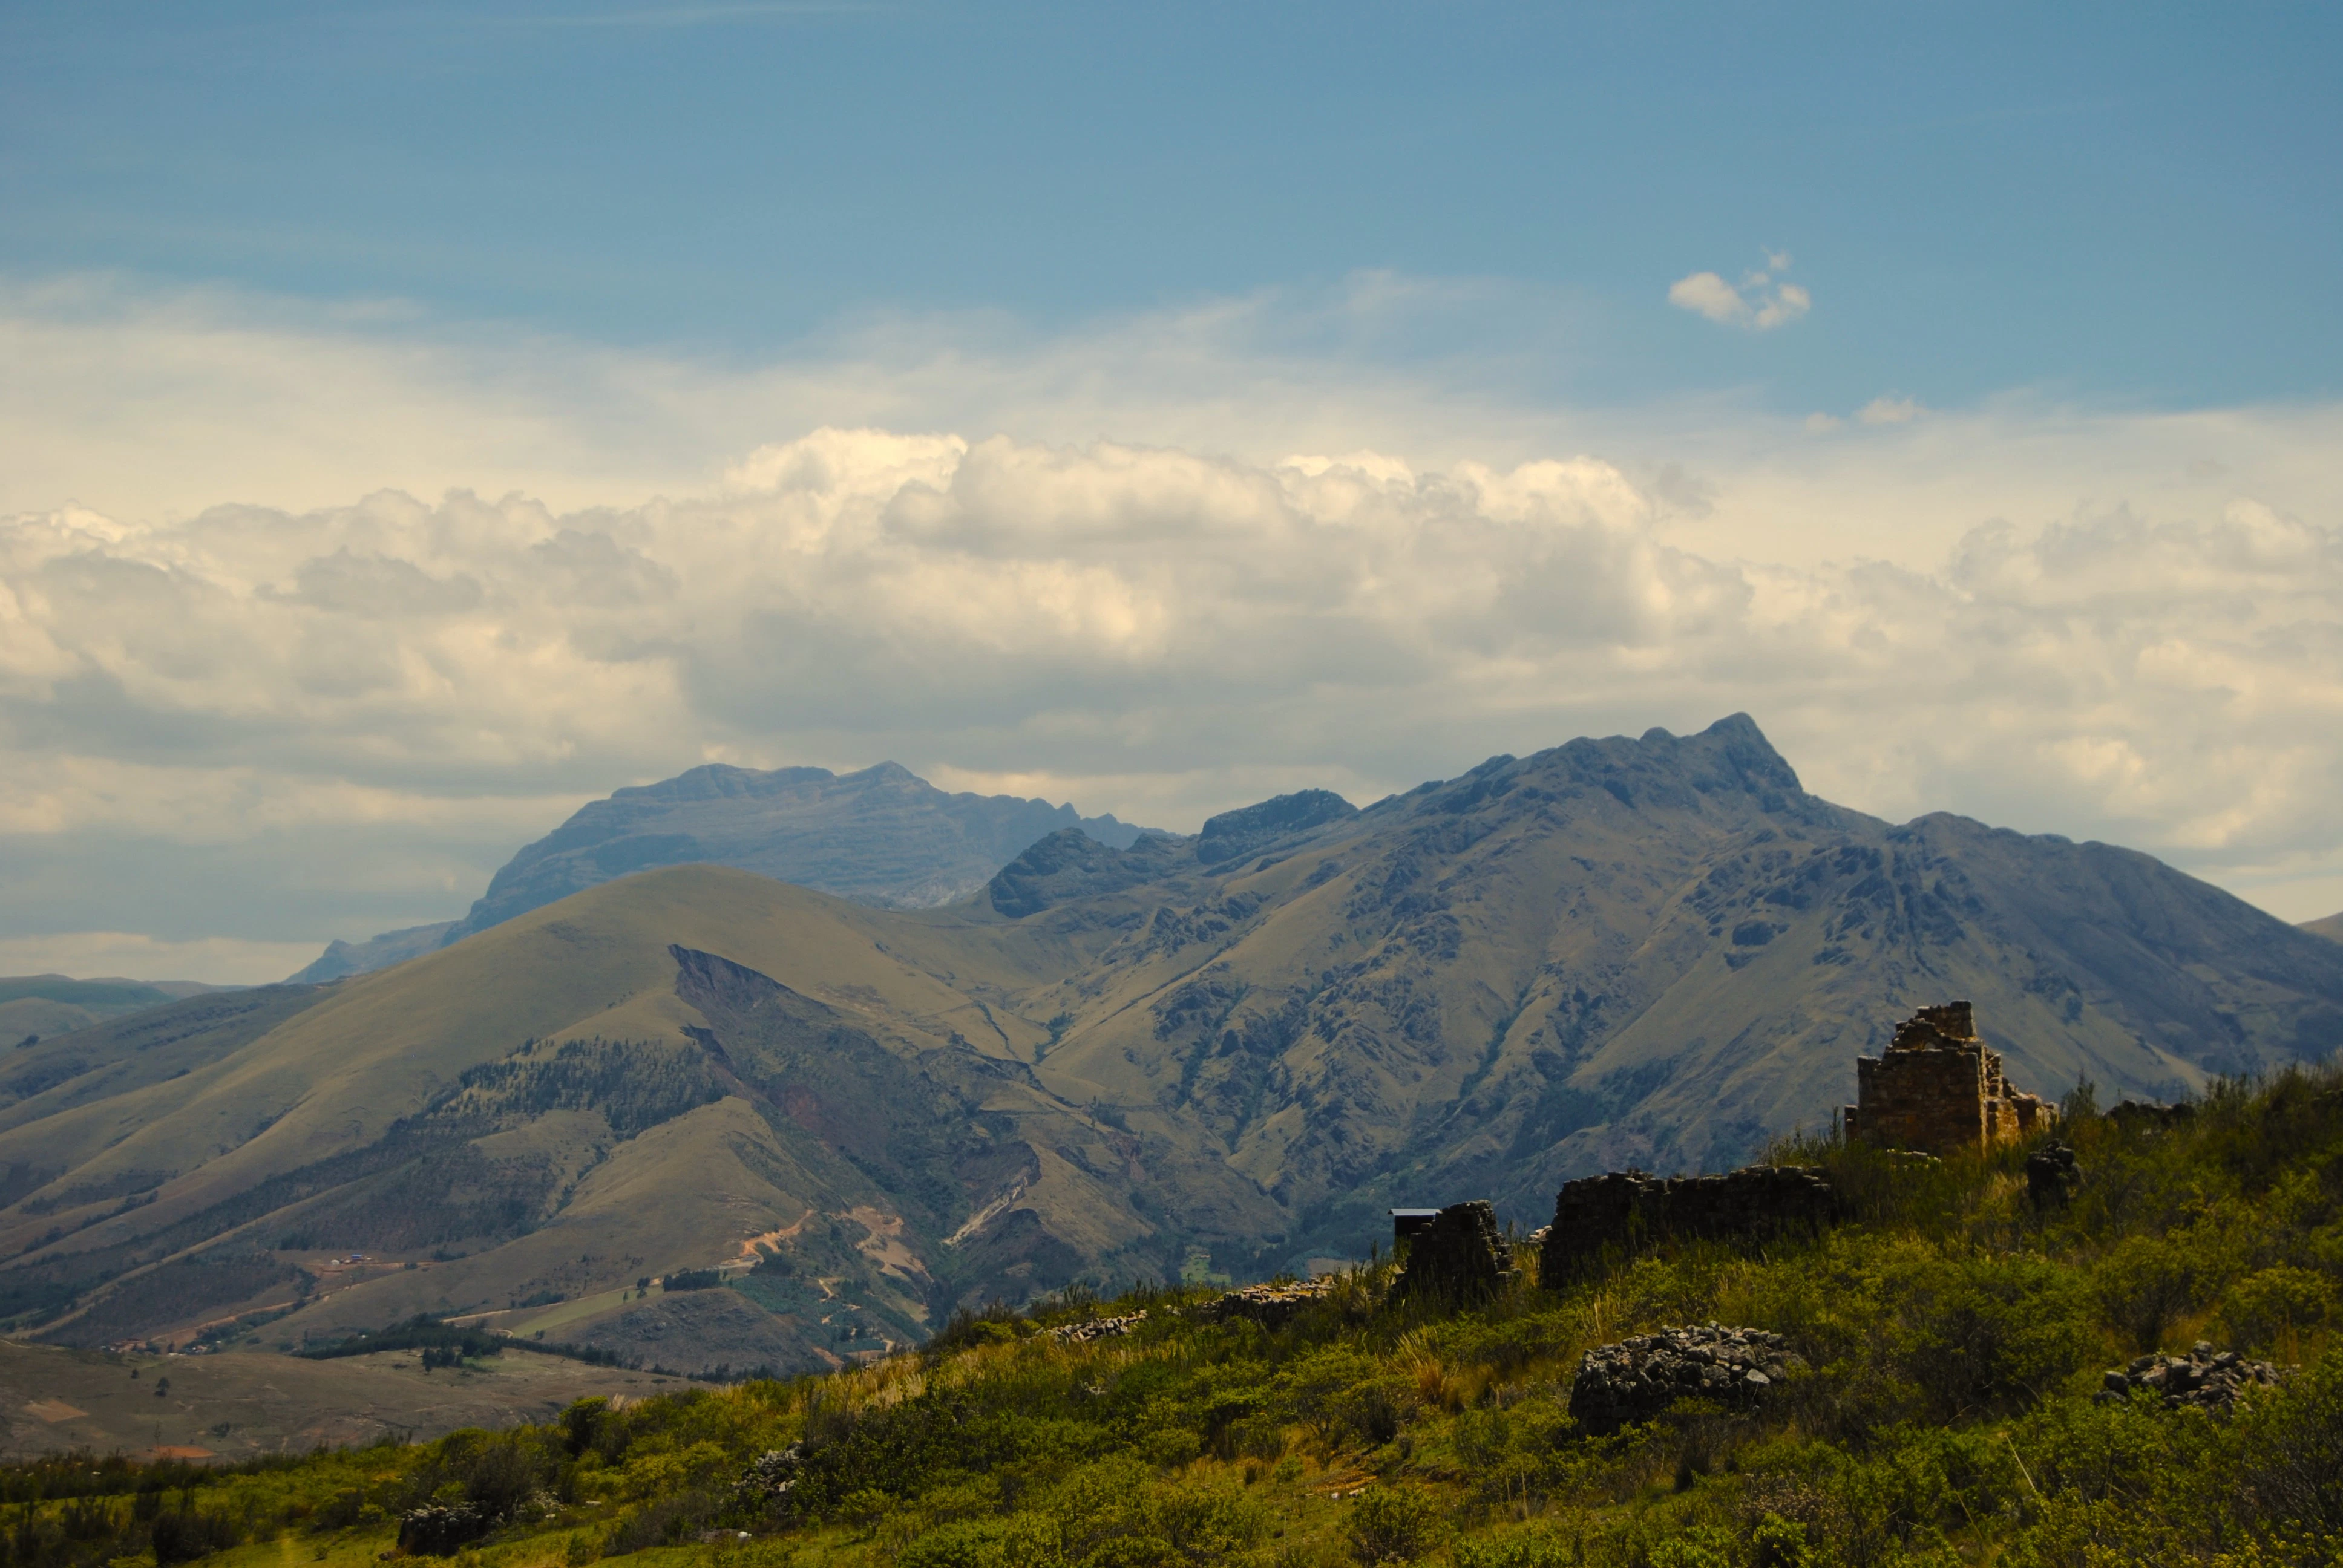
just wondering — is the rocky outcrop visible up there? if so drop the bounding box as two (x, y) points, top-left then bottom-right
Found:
(1844, 1002), (2057, 1157)
(1569, 1325), (1805, 1433)
(1540, 1166), (1837, 1284)
(1395, 1201), (1516, 1304)
(2096, 1344), (2286, 1411)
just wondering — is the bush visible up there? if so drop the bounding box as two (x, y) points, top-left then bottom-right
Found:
(1348, 1483), (1441, 1564)
(2223, 1265), (2338, 1352)
(149, 1507), (240, 1564)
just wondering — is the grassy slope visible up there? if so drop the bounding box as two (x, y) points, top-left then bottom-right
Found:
(2305, 912), (2343, 944)
(7, 1067), (2343, 1566)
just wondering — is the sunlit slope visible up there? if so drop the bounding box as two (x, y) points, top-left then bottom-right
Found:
(0, 867), (1017, 1250)
(0, 864), (1207, 1364)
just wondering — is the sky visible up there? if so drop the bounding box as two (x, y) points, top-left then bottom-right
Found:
(1, 1), (2339, 981)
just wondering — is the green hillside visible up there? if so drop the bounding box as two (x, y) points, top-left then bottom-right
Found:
(5, 1069), (2342, 1566)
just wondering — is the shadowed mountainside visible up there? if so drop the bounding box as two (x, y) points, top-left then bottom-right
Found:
(8, 716), (2340, 1377)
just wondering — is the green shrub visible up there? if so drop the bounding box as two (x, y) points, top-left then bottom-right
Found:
(2223, 1264), (2338, 1351)
(1346, 1483), (1440, 1564)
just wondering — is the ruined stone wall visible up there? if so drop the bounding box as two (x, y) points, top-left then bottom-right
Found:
(1396, 1200), (1516, 1303)
(1540, 1165), (1837, 1285)
(1843, 1001), (2055, 1158)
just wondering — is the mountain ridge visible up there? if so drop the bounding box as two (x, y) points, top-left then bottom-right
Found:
(7, 714), (2338, 1376)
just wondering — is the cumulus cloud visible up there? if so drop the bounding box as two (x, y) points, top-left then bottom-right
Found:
(1668, 256), (1812, 331)
(6, 275), (2343, 972)
(2, 423), (2341, 978)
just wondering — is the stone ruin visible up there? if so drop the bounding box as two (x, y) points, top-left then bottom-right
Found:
(1568, 1324), (1806, 1433)
(1538, 1165), (1838, 1285)
(1843, 1002), (2057, 1158)
(1394, 1200), (1518, 1303)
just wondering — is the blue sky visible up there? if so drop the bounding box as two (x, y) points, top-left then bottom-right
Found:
(4, 2), (2342, 980)
(7, 2), (2337, 411)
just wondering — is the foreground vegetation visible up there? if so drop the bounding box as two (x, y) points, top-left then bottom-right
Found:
(8, 1067), (2343, 1567)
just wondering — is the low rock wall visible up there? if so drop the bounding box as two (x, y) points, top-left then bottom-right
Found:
(1541, 1165), (1837, 1284)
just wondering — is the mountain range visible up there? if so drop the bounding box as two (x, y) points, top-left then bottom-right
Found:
(6, 715), (2341, 1379)
(289, 762), (1150, 982)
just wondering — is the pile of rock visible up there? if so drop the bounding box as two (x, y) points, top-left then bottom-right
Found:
(2096, 1343), (2285, 1411)
(1568, 1324), (1804, 1434)
(1541, 1166), (1837, 1284)
(735, 1445), (804, 1507)
(1047, 1310), (1147, 1344)
(1396, 1200), (1516, 1303)
(1190, 1278), (1335, 1328)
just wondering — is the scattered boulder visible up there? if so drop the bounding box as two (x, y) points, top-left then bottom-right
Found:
(2096, 1342), (2285, 1412)
(1395, 1200), (1516, 1304)
(1569, 1324), (1805, 1434)
(1191, 1278), (1336, 1328)
(2026, 1142), (2082, 1209)
(1541, 1166), (1837, 1284)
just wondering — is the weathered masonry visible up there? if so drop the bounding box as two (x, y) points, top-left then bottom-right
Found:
(1843, 1001), (2056, 1157)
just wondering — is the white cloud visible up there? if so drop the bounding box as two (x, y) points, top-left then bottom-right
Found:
(5, 273), (2343, 976)
(1668, 256), (1812, 332)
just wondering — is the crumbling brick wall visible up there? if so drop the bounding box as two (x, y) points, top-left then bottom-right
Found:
(1843, 1001), (2055, 1157)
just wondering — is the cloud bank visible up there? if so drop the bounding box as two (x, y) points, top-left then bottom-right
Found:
(5, 274), (2342, 979)
(2, 420), (2339, 979)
